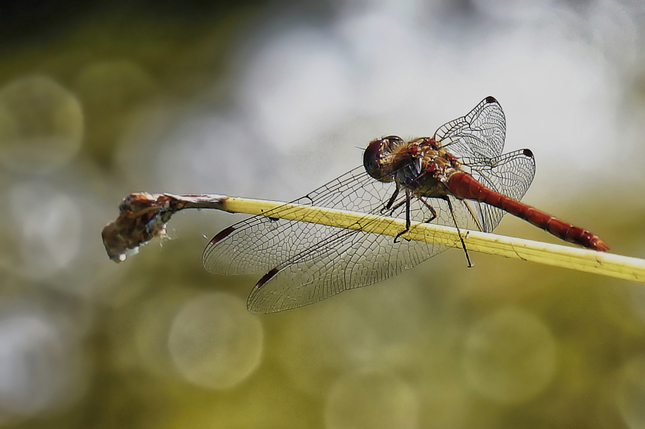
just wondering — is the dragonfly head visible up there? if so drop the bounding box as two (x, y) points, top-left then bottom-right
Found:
(363, 135), (405, 183)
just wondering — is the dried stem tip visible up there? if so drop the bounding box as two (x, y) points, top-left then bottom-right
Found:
(101, 193), (178, 262)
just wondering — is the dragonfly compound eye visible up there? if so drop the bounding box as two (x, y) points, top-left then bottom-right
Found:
(363, 136), (404, 183)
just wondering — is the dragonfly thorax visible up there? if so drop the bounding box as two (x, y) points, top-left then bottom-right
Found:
(364, 136), (462, 198)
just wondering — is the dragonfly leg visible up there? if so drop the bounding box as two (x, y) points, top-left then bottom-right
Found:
(394, 190), (412, 243)
(445, 197), (473, 268)
(417, 198), (438, 223)
(463, 200), (484, 232)
(385, 198), (407, 217)
(382, 188), (401, 215)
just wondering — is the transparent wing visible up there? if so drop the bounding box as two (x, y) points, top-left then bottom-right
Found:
(203, 167), (390, 276)
(462, 149), (536, 232)
(203, 167), (473, 314)
(434, 96), (506, 159)
(245, 196), (469, 313)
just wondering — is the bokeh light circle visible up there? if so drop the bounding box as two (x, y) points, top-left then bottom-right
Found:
(168, 292), (263, 390)
(0, 75), (83, 173)
(4, 181), (82, 280)
(0, 310), (87, 420)
(462, 306), (557, 404)
(325, 370), (418, 429)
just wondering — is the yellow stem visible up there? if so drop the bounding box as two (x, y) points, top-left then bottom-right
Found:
(221, 196), (645, 283)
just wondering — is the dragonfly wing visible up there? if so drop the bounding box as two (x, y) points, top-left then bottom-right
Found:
(434, 96), (506, 159)
(205, 170), (466, 313)
(246, 196), (460, 313)
(464, 148), (536, 232)
(203, 167), (386, 275)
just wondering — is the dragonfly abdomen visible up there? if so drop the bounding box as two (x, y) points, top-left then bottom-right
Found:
(446, 171), (609, 251)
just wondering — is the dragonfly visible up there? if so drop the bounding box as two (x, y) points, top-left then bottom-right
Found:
(203, 96), (609, 313)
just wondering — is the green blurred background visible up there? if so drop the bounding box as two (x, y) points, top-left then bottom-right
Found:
(1, 0), (645, 428)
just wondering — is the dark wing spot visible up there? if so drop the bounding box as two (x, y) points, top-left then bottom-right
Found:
(210, 226), (235, 244)
(256, 267), (279, 289)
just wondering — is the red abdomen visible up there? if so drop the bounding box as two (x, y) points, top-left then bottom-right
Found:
(446, 172), (609, 251)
